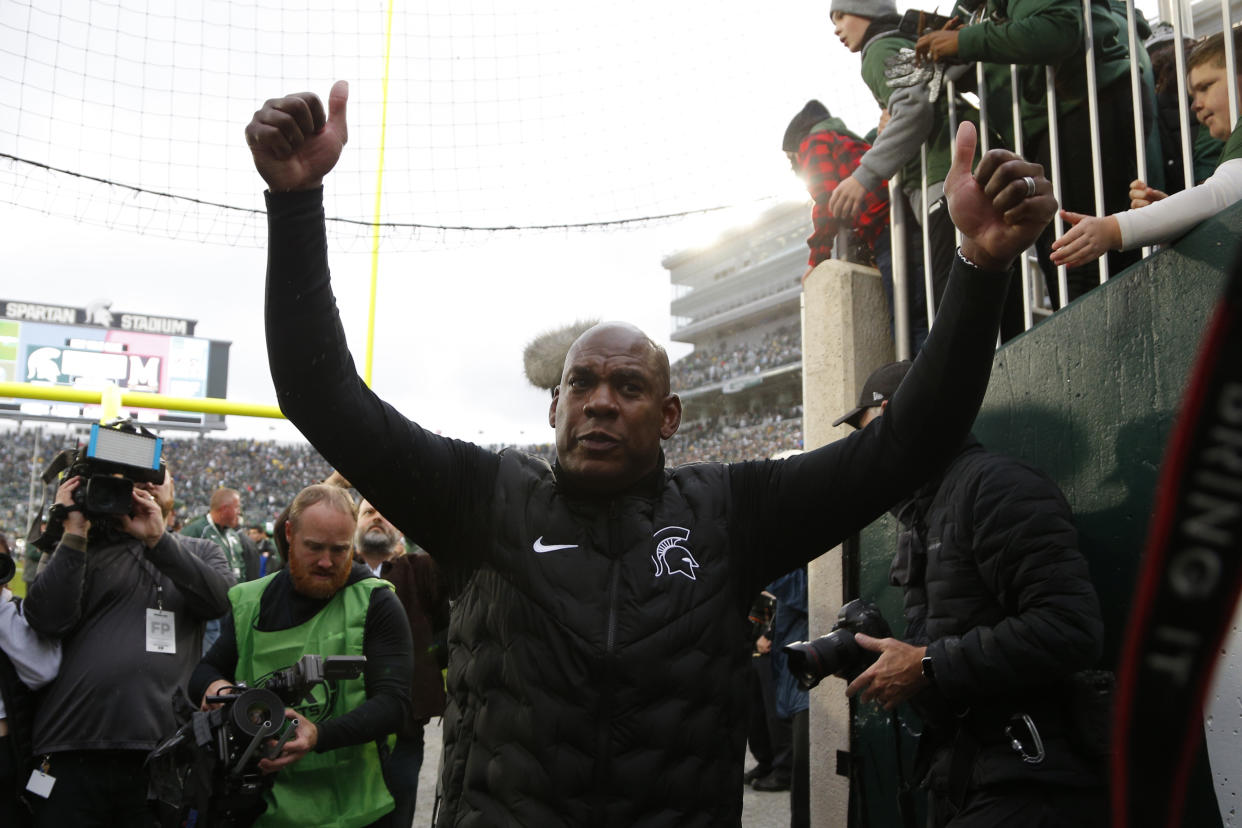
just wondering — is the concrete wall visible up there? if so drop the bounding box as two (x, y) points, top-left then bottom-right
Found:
(801, 202), (1242, 826)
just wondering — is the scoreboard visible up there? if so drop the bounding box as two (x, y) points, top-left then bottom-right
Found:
(0, 298), (231, 430)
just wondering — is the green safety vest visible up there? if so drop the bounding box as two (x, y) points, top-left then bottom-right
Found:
(230, 573), (395, 828)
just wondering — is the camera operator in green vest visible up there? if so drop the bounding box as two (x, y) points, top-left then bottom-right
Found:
(189, 484), (413, 828)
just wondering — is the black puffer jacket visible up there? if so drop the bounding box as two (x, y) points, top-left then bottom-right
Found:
(892, 438), (1105, 788)
(439, 456), (757, 827)
(263, 189), (1012, 827)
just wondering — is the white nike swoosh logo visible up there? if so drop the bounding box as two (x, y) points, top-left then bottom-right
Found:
(533, 536), (579, 554)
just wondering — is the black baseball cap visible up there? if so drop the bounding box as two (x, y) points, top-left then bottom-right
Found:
(832, 361), (913, 428)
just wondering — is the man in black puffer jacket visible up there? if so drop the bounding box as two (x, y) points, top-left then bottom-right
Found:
(839, 361), (1106, 827)
(247, 78), (1058, 827)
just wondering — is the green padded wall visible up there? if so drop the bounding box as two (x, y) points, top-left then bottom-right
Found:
(847, 202), (1242, 827)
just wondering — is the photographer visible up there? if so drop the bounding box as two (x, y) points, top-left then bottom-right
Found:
(189, 484), (412, 828)
(837, 362), (1106, 827)
(23, 470), (231, 828)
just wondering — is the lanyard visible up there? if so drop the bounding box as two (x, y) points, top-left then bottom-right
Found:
(206, 519), (243, 574)
(121, 541), (165, 610)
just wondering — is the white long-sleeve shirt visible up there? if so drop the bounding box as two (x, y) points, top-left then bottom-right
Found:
(1117, 159), (1242, 250)
(0, 586), (61, 718)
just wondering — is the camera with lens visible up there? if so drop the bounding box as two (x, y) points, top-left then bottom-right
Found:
(782, 598), (893, 690)
(27, 421), (167, 552)
(63, 421), (166, 517)
(146, 654), (366, 828)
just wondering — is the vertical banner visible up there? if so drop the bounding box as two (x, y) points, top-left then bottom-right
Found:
(1112, 250), (1242, 827)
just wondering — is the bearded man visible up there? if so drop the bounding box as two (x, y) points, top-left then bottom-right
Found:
(354, 498), (448, 826)
(190, 484), (413, 828)
(354, 499), (403, 575)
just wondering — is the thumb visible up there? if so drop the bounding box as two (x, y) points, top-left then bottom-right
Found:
(1060, 209), (1086, 227)
(328, 80), (349, 141)
(945, 120), (978, 189)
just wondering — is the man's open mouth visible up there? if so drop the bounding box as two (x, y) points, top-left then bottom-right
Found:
(577, 431), (620, 451)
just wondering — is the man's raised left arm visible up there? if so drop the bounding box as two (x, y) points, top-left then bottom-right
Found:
(737, 122), (1057, 583)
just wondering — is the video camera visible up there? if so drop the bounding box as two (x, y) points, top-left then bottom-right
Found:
(147, 654), (366, 828)
(782, 598), (892, 690)
(62, 421), (166, 515)
(26, 420), (166, 552)
(26, 420), (167, 555)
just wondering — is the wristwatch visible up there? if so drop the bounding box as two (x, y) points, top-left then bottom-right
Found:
(921, 655), (937, 684)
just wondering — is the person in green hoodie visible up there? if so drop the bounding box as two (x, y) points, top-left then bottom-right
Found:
(916, 0), (1141, 304)
(830, 0), (965, 315)
(831, 2), (1031, 340)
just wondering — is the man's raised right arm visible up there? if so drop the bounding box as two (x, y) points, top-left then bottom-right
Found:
(251, 82), (498, 560)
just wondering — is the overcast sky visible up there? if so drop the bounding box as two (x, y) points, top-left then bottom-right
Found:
(0, 0), (1162, 446)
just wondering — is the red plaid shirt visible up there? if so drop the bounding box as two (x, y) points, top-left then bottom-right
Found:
(797, 130), (889, 266)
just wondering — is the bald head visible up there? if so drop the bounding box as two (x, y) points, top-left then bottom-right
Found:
(561, 322), (671, 397)
(550, 321), (681, 492)
(209, 487), (241, 528)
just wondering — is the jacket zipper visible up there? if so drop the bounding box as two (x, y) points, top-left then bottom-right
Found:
(594, 500), (622, 820)
(605, 500), (622, 652)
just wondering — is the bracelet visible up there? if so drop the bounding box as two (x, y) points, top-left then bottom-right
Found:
(955, 246), (981, 269)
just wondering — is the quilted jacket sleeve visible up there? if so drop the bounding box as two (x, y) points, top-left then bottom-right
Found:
(926, 458), (1103, 702)
(263, 189), (500, 575)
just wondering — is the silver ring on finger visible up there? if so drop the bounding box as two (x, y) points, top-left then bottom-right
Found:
(1023, 176), (1037, 198)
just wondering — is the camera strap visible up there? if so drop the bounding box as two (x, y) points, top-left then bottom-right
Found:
(1111, 249), (1242, 828)
(25, 449), (77, 549)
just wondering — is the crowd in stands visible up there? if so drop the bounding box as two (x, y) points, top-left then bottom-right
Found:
(160, 437), (334, 526)
(0, 429), (44, 534)
(0, 429), (334, 535)
(0, 404), (803, 540)
(670, 325), (801, 391)
(665, 407), (804, 465)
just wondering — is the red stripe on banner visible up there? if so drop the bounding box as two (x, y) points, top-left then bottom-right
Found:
(1111, 280), (1241, 828)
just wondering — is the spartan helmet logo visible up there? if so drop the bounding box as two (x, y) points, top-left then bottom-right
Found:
(85, 300), (114, 327)
(652, 526), (699, 580)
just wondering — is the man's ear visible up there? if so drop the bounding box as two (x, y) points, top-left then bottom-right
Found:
(548, 386), (560, 429)
(284, 520), (294, 546)
(660, 394), (683, 440)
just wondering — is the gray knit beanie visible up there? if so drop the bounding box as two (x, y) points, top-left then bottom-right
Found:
(830, 0), (898, 19)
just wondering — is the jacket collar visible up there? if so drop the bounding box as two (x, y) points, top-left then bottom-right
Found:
(551, 450), (667, 500)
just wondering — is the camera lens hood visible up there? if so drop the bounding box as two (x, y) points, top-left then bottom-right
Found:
(229, 687), (286, 738)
